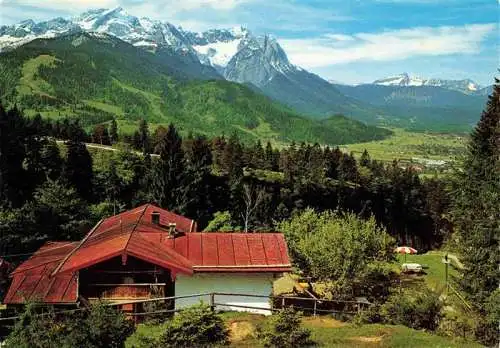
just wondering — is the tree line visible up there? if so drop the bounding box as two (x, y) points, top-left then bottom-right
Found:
(0, 104), (451, 258)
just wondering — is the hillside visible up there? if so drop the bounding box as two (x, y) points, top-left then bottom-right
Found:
(0, 32), (391, 144)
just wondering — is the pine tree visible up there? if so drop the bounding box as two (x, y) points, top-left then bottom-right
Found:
(360, 149), (371, 167)
(150, 124), (187, 212)
(451, 79), (499, 346)
(109, 118), (119, 144)
(40, 139), (63, 181)
(264, 141), (274, 170)
(184, 135), (214, 225)
(152, 125), (168, 154)
(138, 119), (150, 155)
(0, 105), (27, 208)
(63, 140), (93, 202)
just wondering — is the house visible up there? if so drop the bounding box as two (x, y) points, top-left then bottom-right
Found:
(4, 204), (292, 315)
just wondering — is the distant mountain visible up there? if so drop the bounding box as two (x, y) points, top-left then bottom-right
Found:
(0, 32), (391, 144)
(333, 83), (487, 132)
(372, 73), (484, 95)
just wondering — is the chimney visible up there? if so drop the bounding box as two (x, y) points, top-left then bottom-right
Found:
(168, 223), (177, 238)
(151, 212), (160, 225)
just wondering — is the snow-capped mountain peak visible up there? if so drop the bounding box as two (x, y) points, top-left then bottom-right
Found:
(373, 73), (482, 94)
(0, 7), (297, 86)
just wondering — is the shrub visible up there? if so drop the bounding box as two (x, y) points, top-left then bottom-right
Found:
(4, 302), (134, 348)
(438, 312), (475, 341)
(257, 307), (312, 348)
(139, 304), (228, 348)
(3, 304), (59, 348)
(74, 302), (135, 348)
(380, 289), (443, 331)
(352, 304), (382, 325)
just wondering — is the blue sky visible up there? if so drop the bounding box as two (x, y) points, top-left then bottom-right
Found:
(0, 0), (497, 85)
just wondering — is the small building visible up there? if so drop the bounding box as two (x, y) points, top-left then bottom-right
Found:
(4, 204), (291, 315)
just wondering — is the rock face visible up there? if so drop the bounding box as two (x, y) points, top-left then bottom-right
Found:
(224, 36), (295, 86)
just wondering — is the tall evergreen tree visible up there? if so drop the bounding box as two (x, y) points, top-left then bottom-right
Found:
(184, 135), (215, 225)
(0, 105), (27, 208)
(150, 124), (187, 212)
(360, 149), (371, 167)
(109, 118), (119, 144)
(63, 140), (93, 202)
(138, 119), (150, 155)
(451, 79), (499, 346)
(40, 139), (63, 181)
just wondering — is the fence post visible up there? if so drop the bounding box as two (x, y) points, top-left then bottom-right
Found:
(281, 297), (285, 309)
(313, 299), (317, 317)
(210, 293), (215, 312)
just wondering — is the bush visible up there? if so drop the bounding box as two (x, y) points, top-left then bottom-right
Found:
(380, 289), (443, 331)
(257, 307), (312, 348)
(139, 304), (228, 348)
(352, 304), (383, 325)
(74, 302), (135, 348)
(4, 302), (134, 348)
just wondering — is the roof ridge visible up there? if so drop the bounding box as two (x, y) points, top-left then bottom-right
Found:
(123, 204), (149, 253)
(130, 233), (194, 270)
(51, 219), (104, 277)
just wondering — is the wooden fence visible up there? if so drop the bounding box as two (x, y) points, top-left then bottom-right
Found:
(0, 292), (372, 323)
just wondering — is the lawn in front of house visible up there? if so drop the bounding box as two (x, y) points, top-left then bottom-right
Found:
(126, 312), (480, 348)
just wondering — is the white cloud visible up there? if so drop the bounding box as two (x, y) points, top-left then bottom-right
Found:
(4, 0), (119, 11)
(2, 0), (250, 13)
(323, 34), (355, 41)
(280, 24), (496, 68)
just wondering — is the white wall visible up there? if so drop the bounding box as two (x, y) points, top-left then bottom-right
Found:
(175, 273), (275, 315)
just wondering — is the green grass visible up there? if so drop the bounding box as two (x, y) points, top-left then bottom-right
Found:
(17, 55), (58, 97)
(83, 100), (125, 117)
(342, 128), (466, 162)
(126, 312), (481, 347)
(396, 251), (459, 294)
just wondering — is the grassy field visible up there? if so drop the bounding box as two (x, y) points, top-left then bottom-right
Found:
(126, 312), (480, 347)
(396, 251), (459, 294)
(342, 128), (466, 162)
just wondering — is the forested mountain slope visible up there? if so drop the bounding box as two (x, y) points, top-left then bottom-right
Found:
(0, 32), (391, 144)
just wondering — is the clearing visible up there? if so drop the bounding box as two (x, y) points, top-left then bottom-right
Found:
(342, 128), (466, 162)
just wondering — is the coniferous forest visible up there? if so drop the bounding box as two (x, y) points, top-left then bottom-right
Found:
(0, 102), (449, 255)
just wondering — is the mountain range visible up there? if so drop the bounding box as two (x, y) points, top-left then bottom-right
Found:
(0, 7), (492, 134)
(371, 73), (490, 96)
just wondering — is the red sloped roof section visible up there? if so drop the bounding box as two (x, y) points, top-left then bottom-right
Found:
(172, 233), (292, 272)
(3, 242), (78, 304)
(126, 234), (193, 274)
(54, 204), (197, 275)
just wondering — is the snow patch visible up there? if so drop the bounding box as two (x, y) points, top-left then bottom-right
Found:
(193, 39), (241, 67)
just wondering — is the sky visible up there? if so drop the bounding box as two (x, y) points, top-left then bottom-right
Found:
(0, 0), (498, 85)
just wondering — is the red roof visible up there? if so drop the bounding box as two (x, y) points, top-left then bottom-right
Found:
(165, 233), (291, 272)
(4, 242), (79, 304)
(54, 204), (195, 275)
(4, 204), (291, 304)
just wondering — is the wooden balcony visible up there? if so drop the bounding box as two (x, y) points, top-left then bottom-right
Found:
(85, 283), (166, 301)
